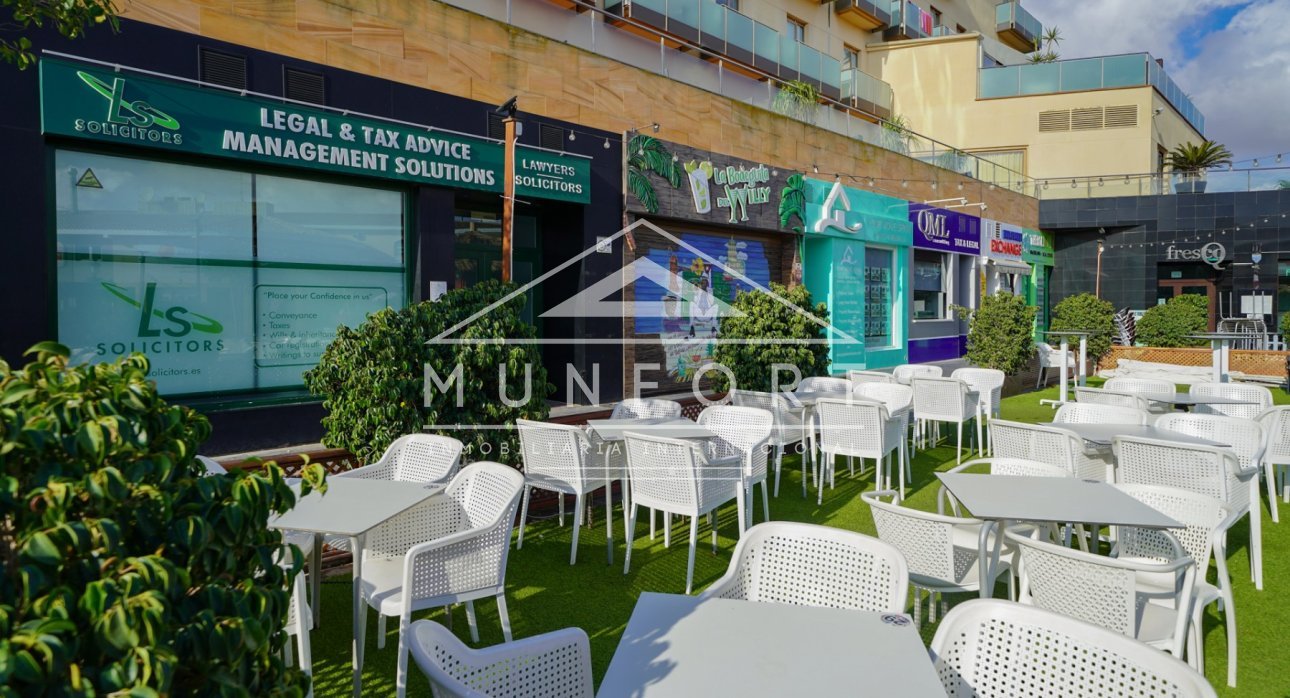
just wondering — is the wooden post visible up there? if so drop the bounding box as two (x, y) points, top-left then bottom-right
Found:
(502, 116), (516, 283)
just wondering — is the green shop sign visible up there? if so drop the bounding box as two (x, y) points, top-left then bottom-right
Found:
(1022, 228), (1054, 266)
(39, 59), (591, 203)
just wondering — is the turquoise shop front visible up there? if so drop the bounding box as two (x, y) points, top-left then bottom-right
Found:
(801, 178), (913, 372)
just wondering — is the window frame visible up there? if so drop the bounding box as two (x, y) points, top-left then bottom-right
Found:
(785, 15), (807, 43)
(912, 249), (952, 322)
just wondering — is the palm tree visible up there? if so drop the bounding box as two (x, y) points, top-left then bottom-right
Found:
(1165, 140), (1234, 173)
(1041, 26), (1062, 51)
(626, 134), (680, 214)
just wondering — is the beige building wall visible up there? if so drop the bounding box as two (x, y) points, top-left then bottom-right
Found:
(870, 35), (1203, 181)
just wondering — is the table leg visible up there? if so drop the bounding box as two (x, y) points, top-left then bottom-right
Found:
(1211, 339), (1222, 384)
(976, 520), (994, 598)
(1078, 336), (1088, 387)
(310, 533), (323, 629)
(351, 533), (366, 698)
(1057, 338), (1069, 403)
(1220, 340), (1231, 384)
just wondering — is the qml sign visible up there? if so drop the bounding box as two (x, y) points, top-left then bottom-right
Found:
(1166, 242), (1226, 270)
(40, 59), (591, 203)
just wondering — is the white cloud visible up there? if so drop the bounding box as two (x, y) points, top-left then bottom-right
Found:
(1026, 0), (1290, 161)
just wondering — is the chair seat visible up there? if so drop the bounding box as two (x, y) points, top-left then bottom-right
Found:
(908, 526), (1016, 591)
(1136, 595), (1186, 647)
(358, 556), (408, 616)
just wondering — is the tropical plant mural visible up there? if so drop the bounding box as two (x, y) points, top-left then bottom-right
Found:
(627, 134), (681, 214)
(778, 173), (807, 232)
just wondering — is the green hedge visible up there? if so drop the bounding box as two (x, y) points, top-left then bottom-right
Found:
(954, 292), (1037, 375)
(710, 283), (830, 392)
(1136, 294), (1209, 347)
(1050, 293), (1116, 361)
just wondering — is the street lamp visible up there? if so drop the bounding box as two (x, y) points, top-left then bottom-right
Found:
(495, 96), (519, 283)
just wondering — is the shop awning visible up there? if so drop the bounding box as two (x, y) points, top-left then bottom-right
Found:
(985, 258), (1032, 275)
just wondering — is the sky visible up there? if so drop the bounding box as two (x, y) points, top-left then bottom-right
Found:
(1025, 0), (1290, 166)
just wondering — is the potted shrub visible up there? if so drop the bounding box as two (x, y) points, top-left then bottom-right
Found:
(1166, 140), (1232, 193)
(711, 283), (830, 392)
(1050, 292), (1116, 371)
(1136, 294), (1209, 347)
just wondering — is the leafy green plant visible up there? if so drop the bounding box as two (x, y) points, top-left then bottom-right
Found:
(305, 280), (551, 465)
(626, 134), (681, 214)
(1166, 140), (1233, 174)
(1136, 294), (1210, 347)
(1050, 292), (1117, 362)
(1, 0), (118, 69)
(778, 173), (807, 232)
(1027, 25), (1061, 62)
(710, 283), (830, 393)
(952, 293), (1037, 375)
(880, 114), (917, 154)
(0, 343), (324, 696)
(771, 80), (821, 124)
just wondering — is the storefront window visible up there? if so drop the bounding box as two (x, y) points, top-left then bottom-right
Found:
(864, 247), (894, 346)
(55, 150), (406, 397)
(1279, 261), (1290, 334)
(913, 250), (948, 320)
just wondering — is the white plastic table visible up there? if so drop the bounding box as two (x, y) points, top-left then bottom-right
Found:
(269, 478), (442, 698)
(1048, 422), (1229, 448)
(1044, 330), (1096, 403)
(586, 417), (717, 441)
(1136, 392), (1258, 411)
(1187, 332), (1249, 383)
(596, 592), (945, 697)
(936, 473), (1181, 598)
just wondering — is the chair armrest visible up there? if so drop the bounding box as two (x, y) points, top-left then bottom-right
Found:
(334, 459), (396, 481)
(410, 622), (593, 697)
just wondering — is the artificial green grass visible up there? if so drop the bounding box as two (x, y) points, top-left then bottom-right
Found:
(308, 381), (1290, 697)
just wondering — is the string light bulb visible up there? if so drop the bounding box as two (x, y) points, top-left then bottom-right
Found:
(603, 138), (611, 149)
(568, 131), (576, 141)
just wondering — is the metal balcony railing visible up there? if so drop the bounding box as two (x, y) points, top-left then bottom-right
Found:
(1035, 167), (1289, 200)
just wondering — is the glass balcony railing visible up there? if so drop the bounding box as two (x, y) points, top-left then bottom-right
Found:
(842, 67), (894, 119)
(994, 1), (1041, 52)
(1035, 167), (1290, 200)
(979, 53), (1205, 134)
(885, 0), (931, 41)
(930, 25), (957, 37)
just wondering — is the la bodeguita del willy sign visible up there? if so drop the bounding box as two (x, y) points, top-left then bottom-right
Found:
(39, 58), (590, 203)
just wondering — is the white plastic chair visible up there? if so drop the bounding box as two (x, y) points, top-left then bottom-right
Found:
(356, 462), (526, 698)
(815, 398), (906, 502)
(1152, 413), (1267, 589)
(701, 521), (908, 612)
(622, 431), (742, 594)
(408, 622), (594, 698)
(1054, 402), (1148, 425)
(613, 398), (683, 420)
(333, 434), (464, 485)
(1105, 377), (1176, 417)
(863, 490), (1013, 625)
(516, 420), (614, 565)
(911, 377), (979, 464)
(854, 382), (915, 481)
(1191, 382), (1273, 420)
(952, 368), (1005, 455)
(1035, 341), (1076, 389)
(988, 419), (1107, 481)
(696, 405), (773, 531)
(1073, 385), (1150, 412)
(1006, 528), (1195, 659)
(930, 600), (1217, 698)
(729, 389), (808, 497)
(1116, 484), (1238, 686)
(1257, 406), (1290, 523)
(846, 369), (895, 384)
(893, 363), (943, 385)
(798, 375), (854, 393)
(602, 399), (683, 540)
(196, 454), (230, 476)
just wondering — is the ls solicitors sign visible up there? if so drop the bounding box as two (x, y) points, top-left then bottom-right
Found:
(39, 59), (590, 203)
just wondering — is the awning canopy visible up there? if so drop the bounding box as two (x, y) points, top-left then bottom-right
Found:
(985, 258), (1032, 275)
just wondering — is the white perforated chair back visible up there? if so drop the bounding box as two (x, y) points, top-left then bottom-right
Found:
(701, 522), (909, 612)
(951, 368), (1005, 416)
(987, 420), (1084, 476)
(1036, 342), (1075, 369)
(960, 457), (1072, 479)
(1073, 386), (1147, 410)
(612, 398), (682, 420)
(1155, 412), (1265, 469)
(853, 383), (913, 418)
(1054, 402), (1148, 425)
(1114, 436), (1248, 512)
(1258, 406), (1290, 466)
(862, 491), (977, 588)
(1191, 382), (1273, 420)
(816, 399), (897, 459)
(894, 363), (943, 384)
(696, 406), (772, 480)
(846, 369), (895, 384)
(912, 377), (975, 422)
(196, 455), (228, 476)
(931, 600), (1217, 698)
(623, 432), (701, 513)
(516, 420), (593, 491)
(729, 389), (804, 447)
(409, 622), (594, 698)
(799, 376), (854, 393)
(1105, 377), (1176, 397)
(390, 434), (464, 484)
(1115, 484), (1228, 579)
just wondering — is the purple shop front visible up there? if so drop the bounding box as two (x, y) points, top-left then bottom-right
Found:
(907, 204), (980, 364)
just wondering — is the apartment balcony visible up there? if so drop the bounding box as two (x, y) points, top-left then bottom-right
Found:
(833, 0), (890, 32)
(605, 0), (841, 101)
(536, 0), (591, 11)
(883, 0), (931, 42)
(995, 1), (1041, 53)
(979, 52), (1205, 133)
(842, 67), (893, 120)
(930, 25), (958, 37)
